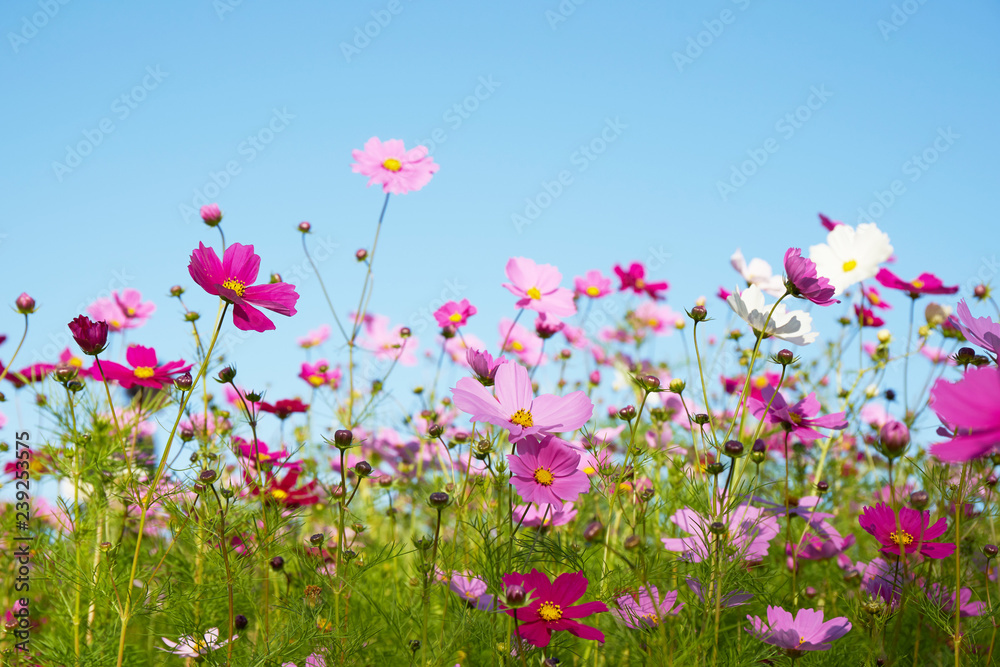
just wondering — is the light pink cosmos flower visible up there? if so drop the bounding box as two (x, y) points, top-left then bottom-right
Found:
(159, 628), (237, 657)
(282, 653), (327, 667)
(612, 586), (683, 629)
(662, 505), (780, 563)
(442, 333), (488, 367)
(632, 301), (682, 336)
(920, 346), (955, 365)
(951, 299), (1000, 359)
(514, 502), (577, 527)
(502, 257), (576, 318)
(498, 317), (544, 365)
(750, 387), (848, 446)
(114, 288), (156, 323)
(298, 324), (330, 348)
(574, 269), (612, 298)
(747, 606), (851, 656)
(434, 299), (477, 328)
(507, 435), (590, 508)
(87, 297), (133, 332)
(929, 366), (1000, 462)
(351, 137), (439, 194)
(449, 573), (495, 611)
(359, 315), (419, 366)
(451, 361), (593, 442)
(188, 242), (299, 332)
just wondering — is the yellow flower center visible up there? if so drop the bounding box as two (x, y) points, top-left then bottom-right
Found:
(511, 341), (524, 352)
(133, 366), (155, 379)
(465, 590), (478, 599)
(533, 467), (554, 486)
(383, 158), (402, 172)
(192, 639), (207, 652)
(586, 285), (600, 297)
(870, 293), (881, 304)
(308, 375), (325, 387)
(527, 287), (542, 300)
(126, 307), (136, 316)
(583, 465), (596, 474)
(890, 529), (914, 546)
(538, 602), (563, 622)
(271, 489), (288, 501)
(753, 376), (768, 388)
(635, 279), (645, 289)
(799, 636), (806, 645)
(911, 279), (924, 289)
(110, 319), (121, 328)
(510, 409), (534, 428)
(647, 318), (659, 327)
(842, 259), (857, 272)
(257, 453), (272, 462)
(643, 613), (660, 626)
(449, 312), (463, 323)
(222, 278), (247, 297)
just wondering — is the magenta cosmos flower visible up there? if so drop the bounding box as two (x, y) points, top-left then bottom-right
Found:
(928, 366), (1000, 462)
(952, 299), (1000, 359)
(747, 606), (851, 656)
(750, 387), (848, 446)
(68, 315), (109, 356)
(501, 570), (608, 648)
(451, 361), (593, 442)
(783, 248), (838, 306)
(614, 262), (669, 300)
(502, 257), (577, 318)
(351, 137), (439, 195)
(574, 269), (612, 298)
(434, 299), (477, 328)
(818, 213), (843, 231)
(507, 435), (590, 508)
(91, 345), (191, 389)
(875, 267), (958, 297)
(662, 505), (780, 563)
(854, 305), (885, 327)
(612, 586), (683, 629)
(299, 360), (341, 389)
(188, 242), (299, 332)
(858, 502), (955, 559)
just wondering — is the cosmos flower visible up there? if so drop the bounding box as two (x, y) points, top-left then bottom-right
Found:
(359, 315), (419, 366)
(188, 242), (299, 332)
(299, 360), (341, 389)
(200, 203), (223, 226)
(864, 285), (893, 310)
(686, 577), (753, 607)
(808, 222), (893, 294)
(574, 269), (612, 298)
(159, 628), (237, 657)
(246, 469), (320, 507)
(926, 583), (986, 618)
(818, 213), (843, 231)
(662, 505), (780, 563)
(502, 257), (576, 318)
(783, 248), (838, 306)
(498, 317), (544, 366)
(951, 299), (1000, 360)
(351, 137), (439, 195)
(875, 268), (958, 297)
(858, 502), (955, 559)
(854, 305), (885, 328)
(731, 248), (785, 297)
(746, 606), (851, 656)
(507, 435), (590, 508)
(612, 586), (683, 629)
(114, 289), (156, 324)
(297, 324), (330, 349)
(68, 315), (109, 356)
(631, 301), (682, 336)
(750, 387), (848, 446)
(614, 262), (669, 300)
(928, 366), (1000, 462)
(451, 361), (593, 442)
(258, 398), (309, 420)
(514, 502), (577, 528)
(449, 573), (495, 611)
(91, 344), (191, 390)
(434, 299), (477, 328)
(727, 285), (817, 346)
(500, 570), (608, 648)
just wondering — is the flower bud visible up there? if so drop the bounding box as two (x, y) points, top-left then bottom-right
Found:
(428, 424), (444, 438)
(693, 413), (710, 426)
(706, 462), (725, 476)
(505, 585), (527, 607)
(750, 439), (767, 464)
(642, 375), (660, 391)
(955, 347), (977, 365)
(399, 327), (411, 338)
(174, 372), (193, 391)
(589, 370), (601, 385)
(617, 405), (636, 421)
(198, 469), (218, 485)
(723, 440), (744, 458)
(428, 492), (450, 509)
(170, 285), (185, 297)
(815, 480), (829, 493)
(689, 305), (707, 322)
(217, 366), (237, 383)
(984, 544), (999, 559)
(309, 533), (325, 546)
(270, 273), (282, 284)
(333, 429), (353, 449)
(66, 380), (84, 393)
(354, 461), (373, 477)
(298, 221), (311, 233)
(879, 421), (910, 458)
(355, 248), (368, 261)
(234, 614), (248, 630)
(270, 556), (285, 571)
(909, 490), (929, 510)
(184, 311), (200, 322)
(200, 203), (223, 226)
(623, 535), (641, 550)
(440, 324), (456, 339)
(775, 349), (794, 365)
(709, 521), (727, 536)
(408, 639), (421, 652)
(15, 293), (36, 314)
(583, 520), (604, 542)
(974, 284), (989, 299)
(668, 378), (686, 394)
(884, 389), (896, 401)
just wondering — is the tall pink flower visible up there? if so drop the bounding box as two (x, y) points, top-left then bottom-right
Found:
(434, 299), (477, 328)
(351, 137), (438, 195)
(507, 435), (590, 508)
(502, 257), (576, 318)
(750, 387), (848, 446)
(574, 270), (612, 298)
(662, 505), (780, 563)
(359, 315), (419, 366)
(114, 289), (156, 325)
(864, 285), (892, 310)
(783, 248), (838, 306)
(858, 502), (955, 559)
(928, 366), (1000, 462)
(87, 298), (132, 332)
(451, 361), (592, 442)
(612, 586), (683, 629)
(614, 262), (669, 300)
(875, 268), (958, 297)
(951, 299), (1000, 359)
(299, 360), (341, 389)
(298, 324), (330, 349)
(501, 570), (608, 648)
(188, 242), (299, 332)
(91, 345), (191, 390)
(498, 317), (543, 365)
(747, 606), (851, 656)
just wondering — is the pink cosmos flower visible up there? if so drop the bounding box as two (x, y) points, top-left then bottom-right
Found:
(858, 502), (955, 559)
(233, 437), (297, 470)
(928, 366), (1000, 462)
(574, 270), (612, 298)
(359, 315), (419, 366)
(434, 299), (477, 328)
(750, 387), (848, 446)
(91, 345), (191, 390)
(716, 286), (732, 301)
(514, 502), (577, 527)
(687, 577), (753, 607)
(188, 242), (299, 332)
(259, 398), (309, 419)
(507, 435), (590, 508)
(501, 570), (608, 648)
(747, 606), (851, 656)
(297, 324), (330, 348)
(951, 299), (1000, 359)
(299, 360), (341, 389)
(662, 505), (780, 563)
(920, 346), (955, 365)
(612, 586), (683, 629)
(498, 317), (543, 365)
(534, 313), (564, 339)
(614, 262), (669, 300)
(502, 257), (576, 318)
(875, 268), (958, 297)
(114, 289), (156, 324)
(818, 213), (843, 231)
(783, 248), (838, 306)
(449, 573), (495, 611)
(86, 297), (133, 333)
(443, 333), (488, 367)
(926, 584), (986, 618)
(451, 361), (593, 442)
(246, 469), (320, 507)
(854, 305), (885, 328)
(351, 137), (439, 195)
(632, 301), (682, 336)
(864, 285), (892, 310)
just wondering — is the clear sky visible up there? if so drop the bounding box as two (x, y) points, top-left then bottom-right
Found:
(2, 1), (998, 441)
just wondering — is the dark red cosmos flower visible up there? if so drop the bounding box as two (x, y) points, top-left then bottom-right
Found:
(91, 344), (192, 389)
(68, 315), (109, 356)
(258, 398), (309, 419)
(613, 262), (669, 300)
(875, 268), (958, 298)
(501, 569), (608, 648)
(246, 468), (320, 507)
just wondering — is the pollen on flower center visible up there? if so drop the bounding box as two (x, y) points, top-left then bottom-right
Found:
(911, 279), (925, 289)
(890, 529), (914, 546)
(510, 409), (534, 428)
(511, 341), (524, 352)
(643, 613), (660, 626)
(533, 467), (554, 486)
(382, 158), (402, 172)
(271, 489), (288, 500)
(308, 375), (324, 387)
(222, 278), (247, 297)
(527, 287), (542, 300)
(538, 602), (563, 622)
(635, 279), (645, 289)
(798, 636), (806, 645)
(586, 285), (600, 297)
(449, 312), (463, 323)
(842, 259), (858, 272)
(133, 366), (156, 379)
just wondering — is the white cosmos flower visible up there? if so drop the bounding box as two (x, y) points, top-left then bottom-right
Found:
(159, 628), (237, 657)
(727, 285), (818, 346)
(730, 249), (786, 297)
(808, 223), (893, 295)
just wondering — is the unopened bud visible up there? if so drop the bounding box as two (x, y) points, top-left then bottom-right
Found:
(298, 221), (311, 233)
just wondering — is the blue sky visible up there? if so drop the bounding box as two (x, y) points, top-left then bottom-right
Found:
(2, 0), (998, 441)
